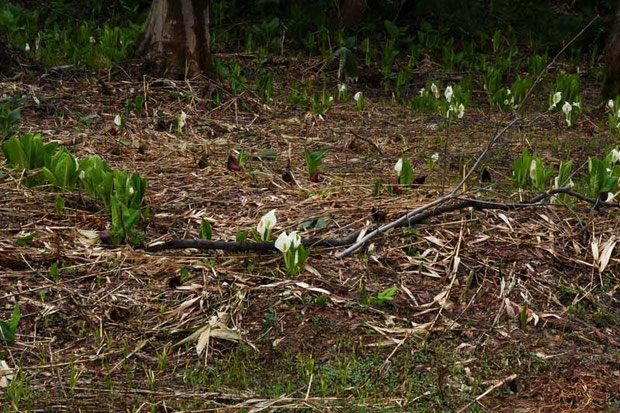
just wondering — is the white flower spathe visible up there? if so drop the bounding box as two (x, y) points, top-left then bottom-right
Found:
(256, 209), (277, 240)
(89, 36), (96, 44)
(338, 84), (347, 93)
(562, 101), (572, 115)
(608, 99), (614, 110)
(611, 148), (620, 164)
(0, 360), (14, 389)
(572, 101), (580, 109)
(431, 83), (439, 98)
(457, 103), (465, 119)
(549, 91), (562, 110)
(394, 158), (403, 177)
(529, 159), (537, 181)
(275, 231), (292, 252)
(289, 231), (301, 248)
(431, 152), (439, 162)
(353, 92), (362, 102)
(79, 170), (85, 180)
(604, 192), (616, 202)
(24, 43), (30, 52)
(178, 111), (187, 129)
(444, 86), (453, 103)
(128, 186), (134, 195)
(419, 87), (425, 95)
(114, 114), (122, 127)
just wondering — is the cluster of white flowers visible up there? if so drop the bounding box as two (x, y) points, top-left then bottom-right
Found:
(607, 99), (620, 130)
(275, 231), (301, 255)
(503, 89), (516, 109)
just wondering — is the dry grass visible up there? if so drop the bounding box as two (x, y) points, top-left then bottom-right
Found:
(0, 60), (619, 412)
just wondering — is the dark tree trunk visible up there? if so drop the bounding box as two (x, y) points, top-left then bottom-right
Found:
(604, 0), (620, 97)
(338, 0), (368, 28)
(136, 0), (213, 78)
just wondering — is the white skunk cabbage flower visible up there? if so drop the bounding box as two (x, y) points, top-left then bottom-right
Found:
(114, 114), (122, 127)
(394, 158), (403, 177)
(529, 159), (537, 181)
(256, 209), (277, 240)
(444, 85), (453, 103)
(549, 91), (562, 110)
(457, 103), (465, 119)
(431, 83), (440, 98)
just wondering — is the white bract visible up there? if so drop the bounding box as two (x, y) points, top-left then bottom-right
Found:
(608, 99), (614, 110)
(457, 103), (465, 119)
(419, 87), (425, 95)
(431, 83), (439, 98)
(114, 114), (122, 127)
(353, 92), (362, 102)
(24, 43), (30, 52)
(549, 91), (562, 110)
(444, 86), (453, 103)
(611, 148), (620, 164)
(562, 102), (573, 126)
(529, 159), (537, 181)
(89, 36), (96, 44)
(0, 360), (14, 389)
(178, 111), (187, 129)
(394, 158), (403, 177)
(256, 209), (277, 241)
(129, 186), (135, 196)
(338, 84), (347, 93)
(431, 152), (439, 162)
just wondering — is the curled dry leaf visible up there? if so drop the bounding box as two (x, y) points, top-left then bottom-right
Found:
(227, 154), (242, 172)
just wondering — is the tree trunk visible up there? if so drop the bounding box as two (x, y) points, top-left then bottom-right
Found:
(338, 0), (368, 28)
(604, 0), (620, 97)
(136, 0), (212, 78)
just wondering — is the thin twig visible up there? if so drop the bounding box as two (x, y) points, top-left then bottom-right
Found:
(349, 130), (383, 154)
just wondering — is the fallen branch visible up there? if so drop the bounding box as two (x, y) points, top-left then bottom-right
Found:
(145, 188), (619, 252)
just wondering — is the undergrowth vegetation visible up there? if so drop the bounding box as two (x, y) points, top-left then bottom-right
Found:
(0, 0), (619, 411)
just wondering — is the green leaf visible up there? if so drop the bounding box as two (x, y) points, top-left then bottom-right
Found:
(200, 218), (213, 240)
(399, 159), (414, 186)
(371, 286), (398, 306)
(55, 194), (65, 215)
(49, 262), (60, 280)
(236, 229), (248, 244)
(0, 303), (20, 344)
(333, 46), (358, 79)
(16, 232), (36, 247)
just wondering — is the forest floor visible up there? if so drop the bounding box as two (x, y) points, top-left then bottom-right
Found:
(1, 58), (619, 412)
